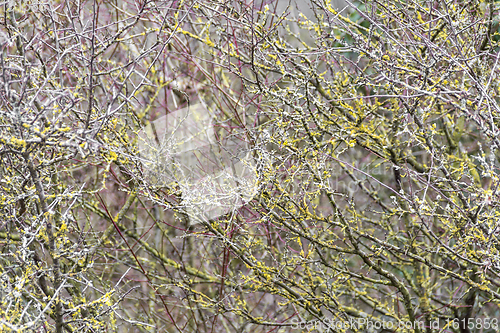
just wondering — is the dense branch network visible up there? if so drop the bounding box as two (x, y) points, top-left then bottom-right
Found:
(0, 0), (500, 332)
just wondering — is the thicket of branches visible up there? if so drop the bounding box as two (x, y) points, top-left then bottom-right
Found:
(1, 0), (500, 332)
